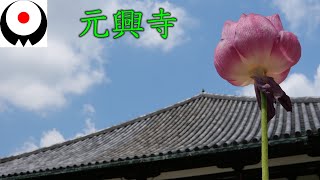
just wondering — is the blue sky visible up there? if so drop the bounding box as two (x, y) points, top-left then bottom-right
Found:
(0, 0), (320, 157)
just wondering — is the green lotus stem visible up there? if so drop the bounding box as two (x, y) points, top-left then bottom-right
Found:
(261, 91), (269, 180)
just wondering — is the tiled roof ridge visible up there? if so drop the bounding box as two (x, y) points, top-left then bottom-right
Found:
(1, 93), (319, 164)
(0, 93), (204, 163)
(202, 93), (320, 103)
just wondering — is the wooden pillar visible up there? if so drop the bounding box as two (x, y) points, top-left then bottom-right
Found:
(233, 165), (244, 180)
(287, 176), (296, 180)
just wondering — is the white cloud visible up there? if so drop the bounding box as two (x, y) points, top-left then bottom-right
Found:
(13, 140), (38, 156)
(104, 0), (194, 52)
(273, 0), (320, 33)
(75, 118), (97, 138)
(83, 104), (96, 114)
(14, 119), (97, 155)
(0, 0), (107, 112)
(13, 128), (65, 155)
(83, 118), (97, 134)
(79, 104), (97, 137)
(239, 85), (255, 97)
(0, 0), (191, 113)
(12, 129), (65, 155)
(239, 65), (320, 97)
(40, 129), (65, 147)
(0, 102), (9, 113)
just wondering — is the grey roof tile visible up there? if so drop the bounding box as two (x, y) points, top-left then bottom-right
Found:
(1, 93), (320, 177)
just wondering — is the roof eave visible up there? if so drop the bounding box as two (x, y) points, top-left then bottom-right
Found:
(1, 136), (312, 180)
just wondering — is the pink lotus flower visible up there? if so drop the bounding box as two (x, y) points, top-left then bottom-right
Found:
(214, 14), (301, 121)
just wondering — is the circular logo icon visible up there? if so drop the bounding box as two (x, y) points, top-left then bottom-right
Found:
(0, 0), (47, 46)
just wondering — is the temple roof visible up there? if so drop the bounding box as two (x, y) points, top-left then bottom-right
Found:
(1, 93), (320, 178)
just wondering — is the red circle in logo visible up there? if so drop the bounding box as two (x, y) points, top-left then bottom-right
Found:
(18, 12), (29, 24)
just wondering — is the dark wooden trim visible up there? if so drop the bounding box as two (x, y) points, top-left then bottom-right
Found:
(3, 136), (318, 180)
(307, 135), (320, 157)
(172, 161), (320, 180)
